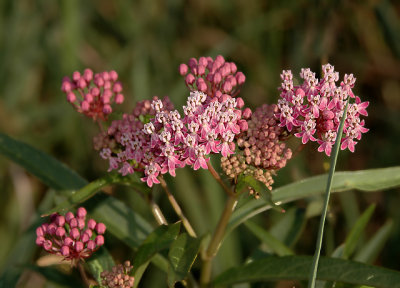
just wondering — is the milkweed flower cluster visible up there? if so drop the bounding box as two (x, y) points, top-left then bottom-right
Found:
(100, 261), (134, 288)
(179, 55), (246, 98)
(61, 69), (124, 121)
(275, 64), (369, 156)
(35, 207), (106, 262)
(221, 104), (292, 195)
(97, 90), (250, 187)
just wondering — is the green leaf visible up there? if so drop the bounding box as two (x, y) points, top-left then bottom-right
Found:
(213, 255), (400, 288)
(269, 207), (306, 247)
(86, 247), (115, 284)
(0, 132), (86, 190)
(227, 166), (400, 237)
(244, 221), (293, 256)
(167, 233), (201, 287)
(133, 223), (181, 273)
(43, 173), (147, 216)
(354, 220), (394, 264)
(343, 204), (376, 259)
(236, 174), (284, 212)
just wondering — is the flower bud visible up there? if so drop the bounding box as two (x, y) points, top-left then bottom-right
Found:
(96, 223), (106, 235)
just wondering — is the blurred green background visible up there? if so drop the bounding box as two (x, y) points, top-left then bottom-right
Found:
(1, 0), (400, 287)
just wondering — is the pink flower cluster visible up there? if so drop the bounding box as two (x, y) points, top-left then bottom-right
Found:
(179, 55), (246, 98)
(100, 91), (250, 187)
(36, 207), (106, 262)
(275, 64), (369, 156)
(61, 69), (124, 121)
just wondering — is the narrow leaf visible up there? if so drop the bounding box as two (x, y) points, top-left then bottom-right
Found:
(343, 204), (376, 259)
(133, 223), (181, 273)
(213, 255), (400, 288)
(167, 233), (201, 287)
(0, 132), (86, 190)
(86, 247), (115, 284)
(244, 221), (293, 256)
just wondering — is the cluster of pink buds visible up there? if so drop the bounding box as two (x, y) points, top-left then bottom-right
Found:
(179, 55), (246, 98)
(101, 261), (134, 288)
(61, 69), (124, 121)
(36, 207), (106, 262)
(99, 91), (250, 187)
(275, 64), (369, 156)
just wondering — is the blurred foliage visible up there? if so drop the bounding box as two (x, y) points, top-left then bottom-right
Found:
(0, 0), (399, 287)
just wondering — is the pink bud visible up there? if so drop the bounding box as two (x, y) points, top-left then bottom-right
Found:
(104, 81), (111, 90)
(197, 65), (206, 76)
(214, 91), (222, 99)
(55, 215), (65, 227)
(83, 68), (93, 82)
(102, 71), (110, 81)
(76, 207), (87, 219)
(81, 101), (90, 111)
(95, 235), (104, 246)
(230, 63), (237, 74)
(199, 56), (208, 66)
(323, 120), (334, 131)
(77, 78), (87, 89)
(242, 108), (252, 119)
(48, 223), (57, 235)
(66, 92), (76, 103)
(185, 74), (195, 85)
(109, 70), (118, 81)
(81, 232), (90, 243)
(85, 93), (93, 103)
(215, 55), (225, 65)
(90, 87), (100, 97)
(102, 89), (112, 103)
(95, 223), (106, 235)
(78, 218), (85, 230)
(50, 213), (58, 222)
(56, 227), (66, 237)
(64, 237), (74, 246)
(179, 64), (188, 76)
(43, 240), (52, 251)
(236, 97), (244, 108)
(61, 81), (72, 93)
(236, 72), (246, 85)
(296, 88), (305, 97)
(188, 57), (197, 68)
(220, 94), (230, 103)
(213, 72), (222, 84)
(113, 82), (123, 93)
(88, 219), (96, 230)
(115, 93), (124, 104)
(238, 119), (248, 131)
(94, 76), (104, 87)
(322, 110), (335, 120)
(198, 82), (207, 92)
(41, 223), (49, 233)
(103, 104), (112, 114)
(69, 218), (78, 228)
(65, 212), (74, 223)
(70, 228), (80, 240)
(84, 229), (93, 238)
(72, 71), (81, 82)
(61, 245), (70, 256)
(75, 241), (84, 252)
(87, 240), (96, 250)
(223, 81), (232, 93)
(36, 227), (44, 237)
(36, 236), (45, 245)
(228, 75), (237, 87)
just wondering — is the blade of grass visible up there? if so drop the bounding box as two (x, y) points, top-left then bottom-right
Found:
(308, 101), (348, 288)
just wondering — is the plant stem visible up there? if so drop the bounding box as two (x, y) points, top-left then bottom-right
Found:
(308, 101), (348, 288)
(206, 161), (235, 197)
(200, 193), (238, 287)
(159, 176), (197, 238)
(77, 261), (91, 287)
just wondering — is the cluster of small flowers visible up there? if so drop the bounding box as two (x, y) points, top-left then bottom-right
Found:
(179, 55), (246, 98)
(99, 91), (250, 187)
(221, 104), (291, 196)
(35, 207), (106, 262)
(275, 64), (369, 156)
(61, 69), (124, 121)
(100, 261), (134, 288)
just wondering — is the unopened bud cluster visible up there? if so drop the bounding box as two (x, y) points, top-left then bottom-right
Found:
(61, 69), (124, 121)
(221, 104), (292, 197)
(100, 261), (134, 288)
(35, 207), (106, 262)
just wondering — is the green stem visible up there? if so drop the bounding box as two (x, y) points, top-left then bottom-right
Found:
(77, 261), (91, 287)
(200, 193), (238, 287)
(159, 177), (197, 238)
(308, 101), (348, 288)
(206, 161), (235, 197)
(150, 199), (168, 225)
